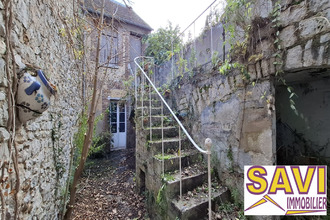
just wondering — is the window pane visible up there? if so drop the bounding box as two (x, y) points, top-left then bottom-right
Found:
(119, 104), (125, 112)
(119, 123), (125, 132)
(110, 102), (117, 113)
(111, 113), (117, 123)
(119, 113), (125, 122)
(111, 123), (117, 133)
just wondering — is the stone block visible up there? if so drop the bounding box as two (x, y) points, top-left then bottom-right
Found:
(261, 59), (270, 77)
(0, 38), (6, 55)
(285, 45), (303, 70)
(0, 90), (5, 101)
(256, 61), (262, 79)
(280, 2), (307, 27)
(235, 74), (244, 87)
(0, 13), (4, 37)
(256, 39), (273, 57)
(310, 0), (330, 13)
(269, 57), (276, 75)
(254, 0), (273, 18)
(320, 33), (330, 44)
(14, 54), (26, 70)
(16, 0), (29, 29)
(192, 89), (198, 102)
(303, 39), (323, 67)
(0, 100), (8, 127)
(179, 97), (187, 105)
(0, 127), (10, 142)
(247, 64), (257, 81)
(0, 141), (9, 160)
(241, 107), (273, 160)
(250, 152), (273, 165)
(279, 25), (297, 48)
(299, 17), (329, 39)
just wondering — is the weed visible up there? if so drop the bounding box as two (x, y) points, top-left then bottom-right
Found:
(162, 173), (175, 182)
(154, 154), (175, 160)
(156, 184), (168, 217)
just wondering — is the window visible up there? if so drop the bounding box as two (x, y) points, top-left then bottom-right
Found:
(100, 32), (118, 67)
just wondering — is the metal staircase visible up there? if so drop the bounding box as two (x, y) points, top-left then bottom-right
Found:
(134, 57), (229, 220)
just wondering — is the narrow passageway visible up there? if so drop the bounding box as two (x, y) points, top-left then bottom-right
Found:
(72, 149), (147, 219)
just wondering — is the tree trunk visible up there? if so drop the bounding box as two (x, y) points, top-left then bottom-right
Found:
(64, 0), (105, 219)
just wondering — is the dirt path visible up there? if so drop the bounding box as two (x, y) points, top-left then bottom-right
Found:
(72, 149), (148, 220)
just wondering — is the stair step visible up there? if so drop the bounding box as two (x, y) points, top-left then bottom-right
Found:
(137, 92), (162, 100)
(136, 106), (170, 116)
(165, 164), (207, 199)
(146, 126), (178, 139)
(153, 149), (203, 173)
(170, 184), (230, 220)
(137, 99), (162, 107)
(138, 115), (175, 127)
(148, 137), (192, 154)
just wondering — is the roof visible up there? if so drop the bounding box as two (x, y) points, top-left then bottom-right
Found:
(82, 0), (153, 31)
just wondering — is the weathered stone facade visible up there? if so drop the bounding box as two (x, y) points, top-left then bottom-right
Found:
(0, 0), (82, 218)
(82, 0), (152, 148)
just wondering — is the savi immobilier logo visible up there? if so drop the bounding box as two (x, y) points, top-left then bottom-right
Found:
(244, 166), (327, 215)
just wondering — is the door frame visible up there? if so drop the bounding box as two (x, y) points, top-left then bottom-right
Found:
(109, 98), (127, 149)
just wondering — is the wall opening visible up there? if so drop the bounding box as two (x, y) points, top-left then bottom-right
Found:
(139, 169), (146, 194)
(276, 71), (330, 165)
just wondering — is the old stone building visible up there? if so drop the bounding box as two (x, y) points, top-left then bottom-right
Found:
(82, 0), (152, 150)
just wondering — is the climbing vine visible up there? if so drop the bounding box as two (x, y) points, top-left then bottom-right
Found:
(2, 0), (20, 218)
(217, 0), (253, 82)
(222, 0), (252, 53)
(272, 0), (298, 115)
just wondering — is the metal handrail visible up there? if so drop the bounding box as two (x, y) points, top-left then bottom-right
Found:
(134, 56), (212, 220)
(134, 56), (208, 154)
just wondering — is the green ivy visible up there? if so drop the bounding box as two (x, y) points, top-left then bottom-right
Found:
(222, 0), (252, 51)
(272, 0), (299, 115)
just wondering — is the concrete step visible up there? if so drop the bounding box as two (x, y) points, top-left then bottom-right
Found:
(148, 137), (193, 154)
(136, 106), (170, 116)
(165, 164), (207, 199)
(138, 115), (175, 127)
(153, 149), (203, 173)
(137, 99), (162, 107)
(145, 126), (178, 139)
(170, 183), (230, 220)
(137, 92), (163, 100)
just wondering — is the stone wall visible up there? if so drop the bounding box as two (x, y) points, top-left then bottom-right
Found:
(0, 0), (82, 218)
(156, 0), (330, 198)
(169, 63), (275, 197)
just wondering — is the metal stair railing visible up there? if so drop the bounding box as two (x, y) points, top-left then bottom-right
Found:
(134, 56), (213, 220)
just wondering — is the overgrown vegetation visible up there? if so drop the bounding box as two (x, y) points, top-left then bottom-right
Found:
(219, 0), (253, 80)
(143, 22), (182, 65)
(271, 0), (298, 115)
(156, 182), (168, 217)
(73, 110), (111, 166)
